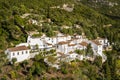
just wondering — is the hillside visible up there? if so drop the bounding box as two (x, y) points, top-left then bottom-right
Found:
(80, 0), (120, 17)
(0, 0), (119, 51)
(0, 0), (120, 80)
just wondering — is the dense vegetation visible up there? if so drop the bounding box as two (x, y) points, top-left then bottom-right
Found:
(0, 0), (119, 51)
(0, 0), (120, 80)
(0, 50), (120, 80)
(80, 0), (120, 17)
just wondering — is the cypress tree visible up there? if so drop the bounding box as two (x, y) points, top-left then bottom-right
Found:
(105, 61), (111, 80)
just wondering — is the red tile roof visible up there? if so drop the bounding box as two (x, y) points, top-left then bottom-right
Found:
(68, 44), (76, 46)
(92, 40), (101, 45)
(46, 42), (52, 45)
(8, 46), (29, 52)
(58, 41), (68, 45)
(80, 42), (88, 46)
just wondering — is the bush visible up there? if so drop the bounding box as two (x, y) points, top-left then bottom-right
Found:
(1, 75), (7, 80)
(11, 58), (17, 65)
(10, 71), (18, 79)
(61, 67), (68, 74)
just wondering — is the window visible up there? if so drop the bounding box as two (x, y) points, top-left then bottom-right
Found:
(26, 51), (28, 54)
(22, 51), (24, 54)
(13, 53), (15, 56)
(17, 52), (19, 55)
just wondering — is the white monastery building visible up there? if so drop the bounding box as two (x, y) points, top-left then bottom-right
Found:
(5, 32), (110, 63)
(5, 46), (30, 62)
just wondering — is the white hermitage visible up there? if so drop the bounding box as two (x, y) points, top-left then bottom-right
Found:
(5, 46), (30, 62)
(5, 32), (109, 63)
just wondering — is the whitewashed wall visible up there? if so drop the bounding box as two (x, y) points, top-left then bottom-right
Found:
(5, 50), (30, 62)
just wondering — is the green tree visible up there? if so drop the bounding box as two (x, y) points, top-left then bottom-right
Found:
(94, 56), (102, 68)
(86, 44), (94, 57)
(61, 67), (68, 74)
(105, 61), (111, 80)
(10, 71), (18, 79)
(31, 62), (44, 76)
(47, 56), (57, 64)
(34, 53), (44, 61)
(68, 28), (73, 35)
(85, 65), (98, 80)
(75, 49), (84, 55)
(1, 75), (7, 80)
(11, 58), (17, 65)
(22, 60), (29, 71)
(49, 49), (56, 54)
(105, 50), (118, 79)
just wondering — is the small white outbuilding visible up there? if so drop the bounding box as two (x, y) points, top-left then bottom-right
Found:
(5, 46), (30, 62)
